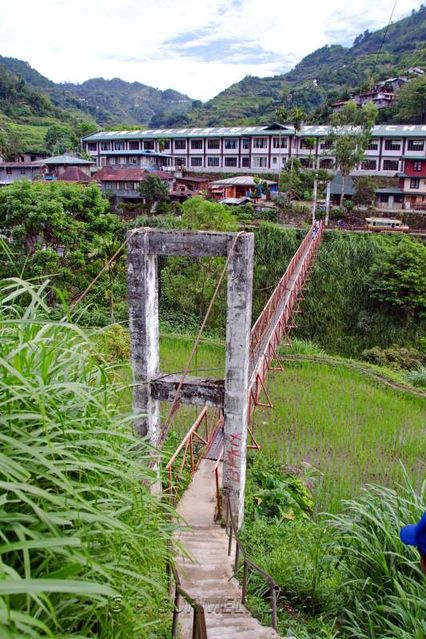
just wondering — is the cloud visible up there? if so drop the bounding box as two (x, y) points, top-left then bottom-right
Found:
(0, 0), (421, 101)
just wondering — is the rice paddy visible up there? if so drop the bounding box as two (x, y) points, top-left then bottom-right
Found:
(156, 335), (426, 513)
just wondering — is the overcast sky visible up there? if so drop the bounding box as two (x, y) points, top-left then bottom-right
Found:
(0, 0), (421, 101)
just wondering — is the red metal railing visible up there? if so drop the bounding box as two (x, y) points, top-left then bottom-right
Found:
(248, 223), (323, 422)
(165, 407), (211, 500)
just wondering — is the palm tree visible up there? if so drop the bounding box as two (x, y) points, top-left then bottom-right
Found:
(289, 107), (307, 171)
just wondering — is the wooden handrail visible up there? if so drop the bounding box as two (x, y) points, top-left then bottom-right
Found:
(224, 492), (280, 632)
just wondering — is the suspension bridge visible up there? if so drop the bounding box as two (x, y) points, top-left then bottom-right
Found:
(126, 221), (323, 638)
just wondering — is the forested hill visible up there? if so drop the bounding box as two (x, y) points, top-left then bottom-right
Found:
(0, 55), (195, 128)
(185, 5), (426, 126)
(56, 78), (194, 127)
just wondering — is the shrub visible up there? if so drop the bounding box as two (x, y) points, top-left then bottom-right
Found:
(362, 344), (425, 370)
(406, 365), (426, 388)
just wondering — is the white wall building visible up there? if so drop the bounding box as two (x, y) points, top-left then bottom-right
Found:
(82, 124), (426, 176)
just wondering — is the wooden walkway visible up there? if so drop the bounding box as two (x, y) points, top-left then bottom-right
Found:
(174, 459), (280, 638)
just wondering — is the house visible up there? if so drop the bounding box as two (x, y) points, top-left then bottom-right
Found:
(42, 155), (94, 180)
(93, 166), (174, 202)
(399, 158), (426, 210)
(171, 176), (210, 199)
(0, 161), (43, 186)
(209, 176), (278, 200)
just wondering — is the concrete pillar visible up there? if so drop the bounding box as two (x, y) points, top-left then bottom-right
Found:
(223, 233), (254, 528)
(126, 231), (160, 444)
(325, 181), (331, 226)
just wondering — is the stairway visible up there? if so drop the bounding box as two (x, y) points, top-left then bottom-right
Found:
(174, 459), (280, 638)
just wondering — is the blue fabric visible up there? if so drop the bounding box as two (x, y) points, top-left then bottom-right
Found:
(400, 512), (426, 554)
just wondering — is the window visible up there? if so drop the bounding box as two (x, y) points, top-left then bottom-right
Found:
(224, 157), (237, 167)
(190, 157), (203, 167)
(242, 157), (250, 167)
(6, 167), (12, 174)
(207, 139), (220, 149)
(207, 157), (220, 167)
(160, 139), (170, 149)
(253, 137), (267, 149)
(367, 139), (379, 150)
(253, 157), (268, 168)
(175, 140), (186, 150)
(114, 142), (125, 150)
(87, 142), (97, 151)
(407, 139), (424, 152)
(384, 139), (401, 151)
(144, 141), (154, 150)
(130, 157), (138, 165)
(224, 139), (237, 150)
(413, 162), (423, 172)
(104, 182), (113, 190)
(129, 141), (139, 150)
(242, 138), (250, 149)
(410, 178), (420, 189)
(320, 140), (333, 150)
(319, 158), (334, 169)
(100, 142), (110, 151)
(272, 157), (277, 164)
(20, 169), (27, 175)
(361, 159), (377, 170)
(272, 137), (287, 149)
(191, 139), (203, 150)
(383, 159), (399, 171)
(175, 157), (186, 166)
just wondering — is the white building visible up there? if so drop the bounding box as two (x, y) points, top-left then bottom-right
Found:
(82, 124), (426, 176)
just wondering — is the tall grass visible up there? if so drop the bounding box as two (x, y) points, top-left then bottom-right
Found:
(0, 279), (174, 638)
(329, 476), (426, 639)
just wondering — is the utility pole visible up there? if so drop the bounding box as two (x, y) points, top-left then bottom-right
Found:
(311, 172), (318, 224)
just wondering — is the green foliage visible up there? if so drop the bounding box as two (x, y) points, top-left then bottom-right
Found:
(297, 231), (425, 355)
(328, 102), (377, 205)
(368, 236), (426, 317)
(0, 181), (125, 310)
(329, 478), (426, 639)
(352, 176), (377, 207)
(406, 365), (426, 388)
(0, 279), (174, 637)
(395, 75), (426, 123)
(180, 196), (238, 231)
(138, 175), (170, 209)
(362, 344), (426, 370)
(45, 123), (77, 154)
(245, 454), (314, 522)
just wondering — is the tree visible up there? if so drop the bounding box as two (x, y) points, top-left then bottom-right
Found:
(0, 181), (124, 307)
(368, 237), (426, 318)
(327, 101), (377, 207)
(45, 124), (77, 155)
(396, 76), (426, 123)
(353, 176), (377, 207)
(290, 107), (307, 171)
(160, 197), (238, 331)
(138, 175), (170, 212)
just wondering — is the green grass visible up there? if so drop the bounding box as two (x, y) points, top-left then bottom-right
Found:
(135, 335), (425, 513)
(254, 359), (425, 512)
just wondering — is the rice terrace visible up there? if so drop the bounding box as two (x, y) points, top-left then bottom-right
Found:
(1, 2), (426, 637)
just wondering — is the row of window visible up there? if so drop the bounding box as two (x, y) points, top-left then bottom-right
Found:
(88, 137), (426, 154)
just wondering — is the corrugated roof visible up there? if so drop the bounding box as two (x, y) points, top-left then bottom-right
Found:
(44, 155), (94, 165)
(83, 123), (426, 142)
(210, 176), (277, 187)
